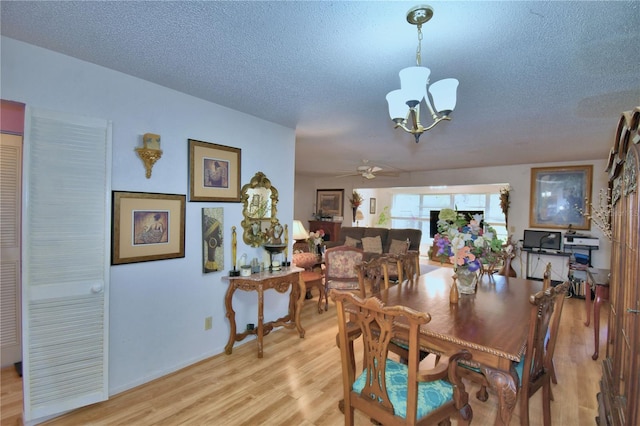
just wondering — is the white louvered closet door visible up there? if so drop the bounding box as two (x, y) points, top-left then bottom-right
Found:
(0, 133), (23, 367)
(22, 108), (112, 423)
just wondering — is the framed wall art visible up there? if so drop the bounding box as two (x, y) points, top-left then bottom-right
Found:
(369, 198), (376, 214)
(202, 207), (224, 273)
(529, 165), (593, 230)
(189, 139), (241, 202)
(112, 191), (186, 264)
(316, 189), (344, 217)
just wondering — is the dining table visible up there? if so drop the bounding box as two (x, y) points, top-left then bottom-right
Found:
(374, 266), (543, 426)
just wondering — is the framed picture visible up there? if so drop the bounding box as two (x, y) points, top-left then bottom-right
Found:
(112, 191), (186, 265)
(189, 139), (241, 202)
(529, 165), (593, 230)
(369, 198), (376, 214)
(202, 207), (224, 273)
(316, 189), (344, 217)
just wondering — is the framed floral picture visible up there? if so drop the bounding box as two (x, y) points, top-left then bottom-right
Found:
(369, 198), (376, 214)
(529, 165), (593, 230)
(189, 139), (241, 202)
(112, 191), (186, 264)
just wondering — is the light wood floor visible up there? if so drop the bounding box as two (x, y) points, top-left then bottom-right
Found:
(2, 288), (605, 425)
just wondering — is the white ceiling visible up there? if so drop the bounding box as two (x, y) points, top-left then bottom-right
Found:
(2, 1), (639, 179)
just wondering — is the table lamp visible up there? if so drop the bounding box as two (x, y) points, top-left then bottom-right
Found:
(355, 209), (364, 227)
(292, 220), (309, 253)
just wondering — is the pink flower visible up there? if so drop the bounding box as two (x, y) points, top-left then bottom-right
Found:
(450, 246), (476, 266)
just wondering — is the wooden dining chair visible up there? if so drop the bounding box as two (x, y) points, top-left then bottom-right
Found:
(458, 281), (570, 426)
(324, 246), (365, 311)
(357, 256), (388, 295)
(357, 256), (433, 366)
(541, 262), (560, 384)
(292, 251), (325, 314)
(379, 250), (421, 286)
(331, 290), (473, 426)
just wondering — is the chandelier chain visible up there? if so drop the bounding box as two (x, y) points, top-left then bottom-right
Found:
(415, 24), (423, 66)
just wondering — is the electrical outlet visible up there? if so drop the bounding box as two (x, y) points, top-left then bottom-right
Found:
(204, 316), (213, 330)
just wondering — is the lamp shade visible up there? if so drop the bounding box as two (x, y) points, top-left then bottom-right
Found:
(386, 89), (410, 120)
(428, 78), (459, 114)
(399, 66), (430, 103)
(355, 209), (365, 221)
(291, 220), (309, 241)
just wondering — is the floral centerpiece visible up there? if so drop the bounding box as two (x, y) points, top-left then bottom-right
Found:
(349, 190), (363, 208)
(433, 208), (504, 292)
(308, 229), (325, 254)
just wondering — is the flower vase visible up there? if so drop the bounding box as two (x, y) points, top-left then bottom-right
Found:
(455, 267), (478, 294)
(352, 207), (357, 222)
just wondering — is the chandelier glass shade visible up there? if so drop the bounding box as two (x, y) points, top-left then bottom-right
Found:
(386, 5), (459, 143)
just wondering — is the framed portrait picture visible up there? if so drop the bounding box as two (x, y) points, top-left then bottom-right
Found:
(316, 189), (344, 217)
(529, 165), (593, 230)
(202, 207), (224, 273)
(369, 198), (376, 214)
(189, 139), (241, 202)
(112, 191), (186, 264)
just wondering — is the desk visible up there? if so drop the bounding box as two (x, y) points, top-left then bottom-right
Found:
(376, 267), (542, 426)
(584, 268), (610, 360)
(222, 267), (305, 358)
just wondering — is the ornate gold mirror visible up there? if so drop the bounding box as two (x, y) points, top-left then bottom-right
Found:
(241, 172), (280, 247)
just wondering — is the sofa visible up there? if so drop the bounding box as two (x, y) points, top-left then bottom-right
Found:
(325, 227), (422, 261)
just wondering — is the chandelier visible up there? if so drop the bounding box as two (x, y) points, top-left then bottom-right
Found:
(386, 5), (458, 143)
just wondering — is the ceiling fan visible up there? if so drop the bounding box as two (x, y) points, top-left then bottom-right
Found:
(336, 161), (399, 180)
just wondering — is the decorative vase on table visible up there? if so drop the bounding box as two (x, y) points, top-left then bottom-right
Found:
(455, 266), (478, 294)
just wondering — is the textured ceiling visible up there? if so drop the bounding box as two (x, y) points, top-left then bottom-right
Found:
(2, 1), (639, 179)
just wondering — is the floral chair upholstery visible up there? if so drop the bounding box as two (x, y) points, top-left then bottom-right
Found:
(323, 246), (364, 310)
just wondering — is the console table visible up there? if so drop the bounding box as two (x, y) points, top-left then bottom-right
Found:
(222, 267), (305, 358)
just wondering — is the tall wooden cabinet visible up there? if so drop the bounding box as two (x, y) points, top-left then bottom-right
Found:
(598, 106), (640, 426)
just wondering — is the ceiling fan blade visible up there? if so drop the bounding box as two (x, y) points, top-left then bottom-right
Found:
(370, 166), (383, 173)
(375, 171), (400, 177)
(362, 172), (376, 179)
(335, 172), (359, 178)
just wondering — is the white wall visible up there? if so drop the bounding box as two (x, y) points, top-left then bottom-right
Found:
(296, 158), (612, 280)
(2, 37), (296, 395)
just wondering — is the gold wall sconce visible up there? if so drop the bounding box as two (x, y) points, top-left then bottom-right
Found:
(136, 133), (162, 178)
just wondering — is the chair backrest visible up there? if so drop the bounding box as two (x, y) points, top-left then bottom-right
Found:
(542, 262), (552, 290)
(357, 256), (387, 295)
(545, 280), (568, 372)
(497, 251), (517, 277)
(332, 291), (431, 422)
(400, 250), (420, 283)
(521, 281), (569, 394)
(374, 251), (420, 291)
(325, 246), (363, 278)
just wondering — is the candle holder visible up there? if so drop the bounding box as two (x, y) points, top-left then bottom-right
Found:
(229, 226), (240, 276)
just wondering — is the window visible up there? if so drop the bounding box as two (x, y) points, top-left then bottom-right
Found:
(388, 185), (509, 252)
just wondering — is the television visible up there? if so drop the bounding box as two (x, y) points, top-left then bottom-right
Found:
(429, 210), (485, 238)
(522, 229), (562, 251)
